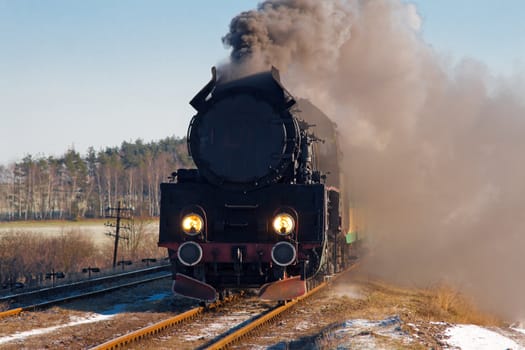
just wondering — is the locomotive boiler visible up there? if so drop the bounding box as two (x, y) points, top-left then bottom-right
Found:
(158, 67), (352, 301)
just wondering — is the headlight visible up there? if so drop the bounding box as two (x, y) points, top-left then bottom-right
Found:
(181, 213), (203, 235)
(272, 213), (295, 235)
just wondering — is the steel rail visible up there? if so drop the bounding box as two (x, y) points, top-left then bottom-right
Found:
(204, 281), (326, 350)
(0, 273), (171, 320)
(205, 263), (360, 350)
(90, 306), (205, 350)
(0, 264), (170, 304)
(89, 294), (239, 350)
(87, 263), (359, 349)
(0, 307), (23, 318)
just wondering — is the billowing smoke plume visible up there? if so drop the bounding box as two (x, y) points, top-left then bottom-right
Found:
(222, 0), (525, 319)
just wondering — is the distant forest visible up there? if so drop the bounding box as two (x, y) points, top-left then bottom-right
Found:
(0, 137), (193, 221)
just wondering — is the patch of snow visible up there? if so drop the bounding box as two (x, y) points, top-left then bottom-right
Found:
(183, 333), (210, 341)
(0, 313), (113, 345)
(406, 322), (419, 331)
(513, 327), (525, 336)
(146, 292), (169, 302)
(331, 315), (413, 349)
(183, 315), (248, 341)
(340, 315), (405, 339)
(294, 320), (311, 331)
(445, 324), (524, 350)
(100, 303), (128, 315)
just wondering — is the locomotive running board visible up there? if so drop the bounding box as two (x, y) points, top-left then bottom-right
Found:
(172, 273), (216, 302)
(258, 276), (306, 301)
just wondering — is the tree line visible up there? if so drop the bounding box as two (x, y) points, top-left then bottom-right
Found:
(0, 136), (193, 221)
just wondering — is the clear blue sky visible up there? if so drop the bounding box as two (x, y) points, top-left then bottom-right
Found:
(1, 0), (524, 165)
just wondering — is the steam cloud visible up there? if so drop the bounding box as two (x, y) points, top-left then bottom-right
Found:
(221, 0), (525, 319)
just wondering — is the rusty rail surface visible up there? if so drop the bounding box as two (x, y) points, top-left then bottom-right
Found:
(88, 263), (359, 350)
(0, 307), (23, 319)
(90, 306), (205, 350)
(204, 281), (326, 350)
(206, 263), (360, 350)
(90, 294), (239, 350)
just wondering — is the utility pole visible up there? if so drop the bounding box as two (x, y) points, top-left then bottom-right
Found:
(105, 201), (133, 268)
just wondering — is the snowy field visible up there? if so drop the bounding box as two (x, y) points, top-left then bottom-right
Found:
(0, 221), (110, 246)
(0, 220), (159, 247)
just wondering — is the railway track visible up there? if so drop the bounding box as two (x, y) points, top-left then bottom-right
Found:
(0, 276), (182, 349)
(90, 292), (275, 350)
(90, 266), (357, 349)
(90, 292), (245, 350)
(0, 264), (169, 299)
(0, 265), (171, 319)
(0, 263), (359, 349)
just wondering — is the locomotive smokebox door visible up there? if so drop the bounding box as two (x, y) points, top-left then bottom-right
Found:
(188, 71), (299, 191)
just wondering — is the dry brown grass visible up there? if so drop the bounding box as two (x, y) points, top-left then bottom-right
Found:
(424, 284), (502, 326)
(317, 274), (506, 349)
(0, 218), (165, 288)
(343, 276), (503, 326)
(332, 275), (504, 326)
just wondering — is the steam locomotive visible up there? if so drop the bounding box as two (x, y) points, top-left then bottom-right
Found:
(158, 67), (355, 301)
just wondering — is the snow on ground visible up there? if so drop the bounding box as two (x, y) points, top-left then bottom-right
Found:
(0, 223), (110, 246)
(0, 301), (134, 345)
(444, 324), (525, 350)
(337, 315), (407, 340)
(332, 315), (413, 349)
(513, 325), (525, 335)
(291, 317), (525, 350)
(0, 313), (114, 345)
(146, 292), (170, 302)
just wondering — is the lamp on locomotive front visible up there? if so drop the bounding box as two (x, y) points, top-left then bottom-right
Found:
(181, 213), (204, 235)
(272, 213), (295, 235)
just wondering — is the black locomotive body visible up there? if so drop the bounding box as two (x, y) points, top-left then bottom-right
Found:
(159, 68), (349, 301)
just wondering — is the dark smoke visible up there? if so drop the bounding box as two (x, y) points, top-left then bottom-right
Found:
(222, 0), (525, 319)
